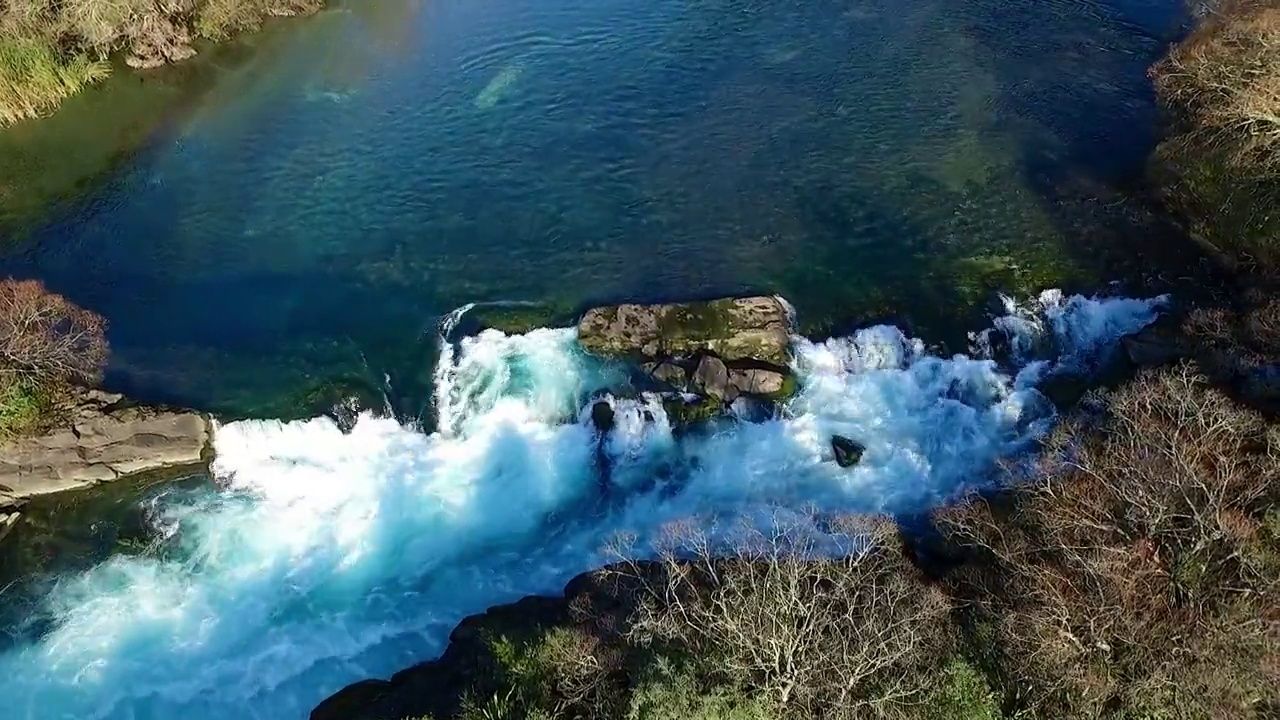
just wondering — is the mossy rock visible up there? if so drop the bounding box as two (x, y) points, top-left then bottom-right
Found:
(466, 302), (577, 336)
(761, 373), (798, 403)
(661, 395), (723, 427)
(578, 296), (792, 367)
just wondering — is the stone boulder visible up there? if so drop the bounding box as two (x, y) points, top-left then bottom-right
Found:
(645, 361), (687, 388)
(730, 367), (789, 397)
(0, 389), (213, 501)
(578, 296), (792, 367)
(692, 355), (735, 402)
(590, 400), (615, 434)
(580, 297), (797, 422)
(832, 435), (865, 468)
(1120, 322), (1187, 368)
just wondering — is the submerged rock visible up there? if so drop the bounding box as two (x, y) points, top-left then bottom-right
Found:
(1036, 372), (1093, 410)
(326, 396), (364, 434)
(832, 435), (865, 468)
(0, 388), (212, 501)
(662, 395), (723, 428)
(578, 296), (792, 367)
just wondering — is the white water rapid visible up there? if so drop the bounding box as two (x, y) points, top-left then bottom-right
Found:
(0, 291), (1164, 720)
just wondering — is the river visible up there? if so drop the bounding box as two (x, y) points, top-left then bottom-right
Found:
(0, 0), (1194, 718)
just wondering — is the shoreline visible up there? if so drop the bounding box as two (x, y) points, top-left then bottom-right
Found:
(0, 1), (324, 129)
(0, 7), (325, 238)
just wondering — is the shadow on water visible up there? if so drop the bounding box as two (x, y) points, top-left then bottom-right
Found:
(962, 0), (1229, 300)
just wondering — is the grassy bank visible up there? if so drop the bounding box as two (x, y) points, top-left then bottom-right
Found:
(0, 0), (321, 125)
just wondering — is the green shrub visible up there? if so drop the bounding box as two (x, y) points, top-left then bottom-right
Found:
(0, 375), (46, 438)
(627, 656), (774, 720)
(921, 657), (1002, 720)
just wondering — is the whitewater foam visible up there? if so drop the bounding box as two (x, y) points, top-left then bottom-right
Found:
(0, 292), (1164, 720)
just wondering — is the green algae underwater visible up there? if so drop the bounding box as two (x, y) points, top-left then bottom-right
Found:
(0, 0), (1205, 420)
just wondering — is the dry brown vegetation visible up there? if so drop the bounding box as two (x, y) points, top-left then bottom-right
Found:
(606, 516), (955, 719)
(0, 278), (108, 384)
(325, 363), (1279, 720)
(937, 364), (1280, 718)
(1177, 292), (1280, 412)
(1150, 0), (1280, 272)
(0, 278), (107, 436)
(0, 0), (322, 124)
(1154, 0), (1280, 171)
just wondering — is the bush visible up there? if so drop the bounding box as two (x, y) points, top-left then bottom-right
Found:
(0, 374), (46, 438)
(936, 364), (1280, 718)
(920, 658), (1002, 720)
(1153, 0), (1280, 171)
(0, 278), (106, 438)
(0, 278), (107, 384)
(626, 656), (774, 720)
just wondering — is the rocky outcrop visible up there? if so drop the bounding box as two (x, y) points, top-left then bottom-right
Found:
(0, 389), (213, 520)
(0, 510), (17, 546)
(579, 296), (792, 366)
(578, 297), (797, 419)
(311, 566), (644, 720)
(832, 435), (865, 468)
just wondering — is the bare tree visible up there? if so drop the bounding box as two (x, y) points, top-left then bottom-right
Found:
(0, 278), (108, 383)
(605, 513), (953, 719)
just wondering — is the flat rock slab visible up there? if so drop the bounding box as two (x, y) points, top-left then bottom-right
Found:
(577, 296), (793, 366)
(0, 389), (212, 502)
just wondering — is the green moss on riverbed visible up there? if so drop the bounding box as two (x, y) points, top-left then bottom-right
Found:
(0, 4), (324, 237)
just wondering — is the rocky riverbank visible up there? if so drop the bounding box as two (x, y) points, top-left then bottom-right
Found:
(0, 387), (213, 545)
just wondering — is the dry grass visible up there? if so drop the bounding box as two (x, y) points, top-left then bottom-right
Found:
(1154, 0), (1280, 171)
(1149, 0), (1280, 273)
(0, 36), (110, 125)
